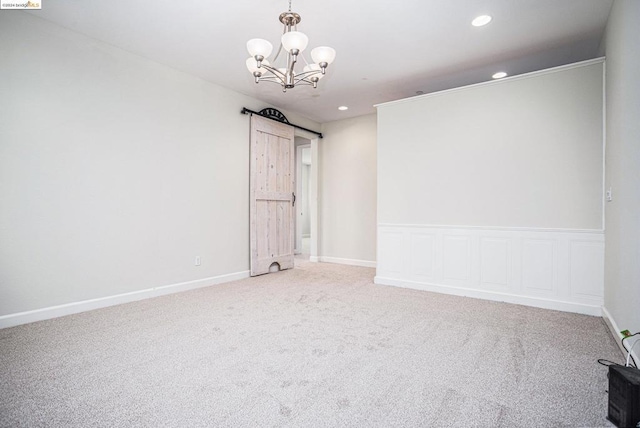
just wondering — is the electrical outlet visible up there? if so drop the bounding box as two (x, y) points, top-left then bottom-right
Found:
(194, 256), (201, 266)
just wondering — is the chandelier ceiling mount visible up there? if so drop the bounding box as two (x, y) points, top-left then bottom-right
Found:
(278, 11), (301, 26)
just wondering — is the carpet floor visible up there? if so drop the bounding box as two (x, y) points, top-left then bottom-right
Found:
(0, 259), (623, 427)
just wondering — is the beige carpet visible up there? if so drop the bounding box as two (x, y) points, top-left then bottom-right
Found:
(0, 259), (622, 427)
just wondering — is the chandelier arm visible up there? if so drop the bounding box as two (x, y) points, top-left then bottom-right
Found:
(272, 44), (284, 63)
(256, 66), (287, 86)
(258, 78), (289, 86)
(292, 77), (317, 88)
(272, 22), (288, 63)
(257, 73), (283, 81)
(293, 78), (314, 85)
(296, 69), (321, 79)
(259, 63), (286, 79)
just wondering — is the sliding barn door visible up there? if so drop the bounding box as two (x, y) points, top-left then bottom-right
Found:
(250, 115), (295, 276)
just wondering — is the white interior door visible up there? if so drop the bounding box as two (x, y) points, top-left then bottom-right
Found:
(250, 115), (295, 276)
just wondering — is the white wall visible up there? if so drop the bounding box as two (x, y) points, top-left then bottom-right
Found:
(375, 61), (605, 315)
(602, 0), (640, 344)
(319, 114), (377, 266)
(0, 13), (319, 322)
(377, 61), (604, 229)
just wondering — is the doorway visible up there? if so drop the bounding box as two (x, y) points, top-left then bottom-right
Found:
(295, 142), (311, 257)
(293, 129), (319, 263)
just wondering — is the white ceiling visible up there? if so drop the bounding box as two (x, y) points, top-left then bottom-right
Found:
(28, 0), (613, 123)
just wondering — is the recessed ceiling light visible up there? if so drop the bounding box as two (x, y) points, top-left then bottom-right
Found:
(492, 71), (508, 79)
(472, 15), (492, 27)
(338, 106), (348, 111)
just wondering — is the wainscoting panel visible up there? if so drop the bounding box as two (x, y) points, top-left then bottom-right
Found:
(410, 232), (436, 279)
(443, 235), (471, 284)
(375, 225), (604, 316)
(378, 231), (404, 274)
(522, 238), (556, 296)
(569, 241), (605, 299)
(480, 238), (511, 291)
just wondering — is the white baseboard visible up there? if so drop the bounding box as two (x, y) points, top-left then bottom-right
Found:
(602, 306), (640, 365)
(375, 276), (602, 316)
(319, 256), (376, 268)
(0, 270), (250, 329)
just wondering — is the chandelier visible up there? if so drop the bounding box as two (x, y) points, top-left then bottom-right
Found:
(245, 1), (336, 92)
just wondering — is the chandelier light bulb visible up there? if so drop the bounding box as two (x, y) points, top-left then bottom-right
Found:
(304, 64), (324, 79)
(310, 46), (336, 65)
(246, 57), (270, 74)
(247, 39), (273, 59)
(281, 31), (309, 53)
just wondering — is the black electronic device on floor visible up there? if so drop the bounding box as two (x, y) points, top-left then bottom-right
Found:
(608, 364), (640, 428)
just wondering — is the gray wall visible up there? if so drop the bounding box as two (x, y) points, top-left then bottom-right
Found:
(377, 61), (604, 230)
(319, 114), (377, 263)
(603, 0), (640, 334)
(0, 13), (319, 316)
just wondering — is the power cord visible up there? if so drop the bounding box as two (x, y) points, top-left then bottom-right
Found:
(597, 332), (639, 371)
(622, 332), (640, 368)
(597, 359), (618, 367)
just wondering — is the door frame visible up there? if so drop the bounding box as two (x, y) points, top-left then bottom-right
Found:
(294, 129), (319, 262)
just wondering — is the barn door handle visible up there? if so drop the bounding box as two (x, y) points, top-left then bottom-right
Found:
(292, 192), (296, 206)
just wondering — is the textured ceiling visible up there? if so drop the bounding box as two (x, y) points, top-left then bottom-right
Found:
(28, 0), (613, 123)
